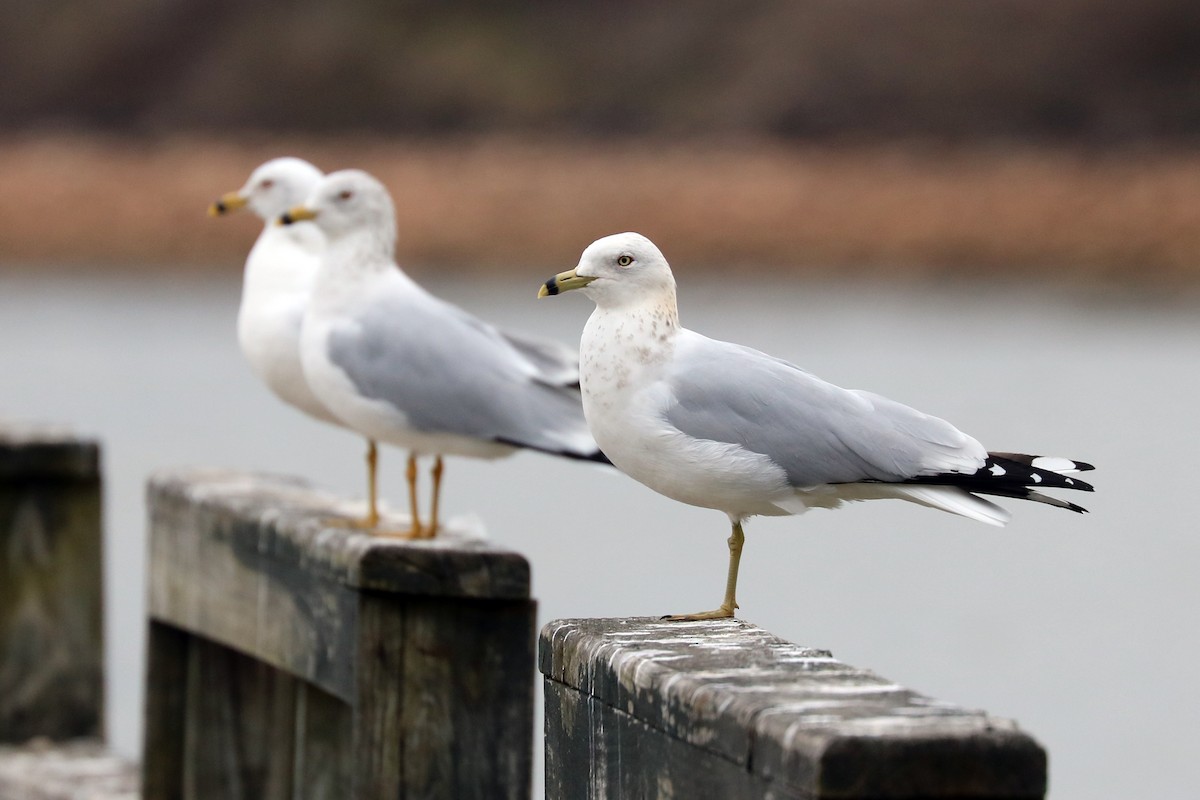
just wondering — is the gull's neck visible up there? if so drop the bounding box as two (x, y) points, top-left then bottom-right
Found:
(241, 223), (322, 303)
(591, 289), (680, 330)
(580, 289), (681, 407)
(324, 224), (396, 276)
(310, 225), (411, 314)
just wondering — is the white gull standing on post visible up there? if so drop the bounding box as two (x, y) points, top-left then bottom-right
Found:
(283, 169), (606, 539)
(539, 232), (1094, 620)
(209, 157), (383, 527)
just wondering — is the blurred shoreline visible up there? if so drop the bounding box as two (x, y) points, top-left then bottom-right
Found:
(2, 133), (1198, 285)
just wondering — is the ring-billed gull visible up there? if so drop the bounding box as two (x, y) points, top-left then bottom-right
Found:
(539, 232), (1094, 620)
(282, 169), (606, 538)
(210, 157), (384, 527)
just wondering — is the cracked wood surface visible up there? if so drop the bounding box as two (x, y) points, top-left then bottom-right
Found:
(542, 617), (1046, 799)
(144, 468), (535, 799)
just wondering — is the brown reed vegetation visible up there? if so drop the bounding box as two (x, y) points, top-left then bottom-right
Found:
(2, 134), (1199, 285)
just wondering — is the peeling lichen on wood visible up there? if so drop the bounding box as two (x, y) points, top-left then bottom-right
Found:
(541, 617), (1046, 799)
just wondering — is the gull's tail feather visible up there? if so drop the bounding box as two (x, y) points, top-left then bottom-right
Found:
(901, 452), (1094, 514)
(889, 485), (1012, 527)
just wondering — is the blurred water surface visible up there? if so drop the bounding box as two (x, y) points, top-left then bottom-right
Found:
(2, 271), (1196, 799)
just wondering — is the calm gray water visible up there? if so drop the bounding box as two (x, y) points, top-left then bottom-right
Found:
(2, 271), (1197, 799)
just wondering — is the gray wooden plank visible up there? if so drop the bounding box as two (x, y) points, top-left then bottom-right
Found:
(351, 592), (535, 800)
(0, 430), (102, 743)
(292, 682), (353, 800)
(148, 481), (359, 701)
(149, 468), (530, 598)
(544, 678), (805, 800)
(141, 621), (189, 799)
(541, 617), (1046, 799)
(399, 597), (535, 800)
(351, 592), (407, 798)
(143, 469), (537, 799)
(181, 636), (296, 800)
(147, 469), (531, 701)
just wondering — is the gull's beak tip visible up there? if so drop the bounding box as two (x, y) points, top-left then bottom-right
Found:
(210, 191), (246, 218)
(538, 269), (593, 298)
(280, 205), (317, 226)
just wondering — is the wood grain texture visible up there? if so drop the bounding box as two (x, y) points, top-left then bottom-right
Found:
(181, 636), (297, 800)
(541, 617), (1046, 799)
(147, 468), (531, 702)
(545, 679), (808, 800)
(141, 621), (188, 799)
(144, 469), (535, 799)
(0, 425), (102, 743)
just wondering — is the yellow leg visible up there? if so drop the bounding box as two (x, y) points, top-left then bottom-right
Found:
(424, 456), (444, 539)
(365, 440), (379, 528)
(401, 453), (424, 537)
(368, 453), (425, 538)
(664, 520), (744, 621)
(322, 439), (382, 531)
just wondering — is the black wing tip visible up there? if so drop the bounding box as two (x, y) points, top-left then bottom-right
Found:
(990, 452), (1096, 473)
(904, 453), (1095, 512)
(984, 454), (1096, 492)
(493, 437), (612, 466)
(580, 448), (613, 465)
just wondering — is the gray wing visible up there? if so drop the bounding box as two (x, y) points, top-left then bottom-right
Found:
(497, 329), (580, 387)
(664, 330), (984, 487)
(327, 289), (595, 456)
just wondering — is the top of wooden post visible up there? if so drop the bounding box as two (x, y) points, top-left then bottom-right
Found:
(541, 617), (1046, 798)
(149, 467), (529, 600)
(0, 423), (99, 480)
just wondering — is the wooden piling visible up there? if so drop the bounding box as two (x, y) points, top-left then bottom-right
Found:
(142, 468), (536, 800)
(541, 617), (1047, 799)
(0, 424), (103, 744)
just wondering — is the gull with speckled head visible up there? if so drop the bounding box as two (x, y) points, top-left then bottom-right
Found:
(209, 158), (384, 528)
(539, 232), (1094, 620)
(283, 169), (606, 538)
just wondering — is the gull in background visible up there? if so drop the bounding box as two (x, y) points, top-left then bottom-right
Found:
(209, 157), (383, 527)
(540, 232), (1094, 620)
(283, 169), (606, 538)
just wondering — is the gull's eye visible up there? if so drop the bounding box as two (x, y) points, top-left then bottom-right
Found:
(260, 179), (274, 189)
(337, 189), (354, 201)
(616, 254), (634, 267)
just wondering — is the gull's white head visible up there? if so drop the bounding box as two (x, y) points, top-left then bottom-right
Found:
(210, 157), (323, 221)
(539, 232), (676, 308)
(283, 170), (397, 251)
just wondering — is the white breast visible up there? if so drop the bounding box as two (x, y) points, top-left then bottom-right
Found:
(237, 226), (340, 425)
(580, 307), (795, 518)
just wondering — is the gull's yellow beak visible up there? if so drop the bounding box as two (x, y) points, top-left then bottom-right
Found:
(278, 205), (318, 226)
(538, 269), (597, 298)
(208, 191), (247, 217)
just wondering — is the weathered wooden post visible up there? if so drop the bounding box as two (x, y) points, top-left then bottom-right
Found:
(142, 467), (535, 800)
(542, 617), (1047, 799)
(0, 424), (137, 798)
(0, 424), (103, 743)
